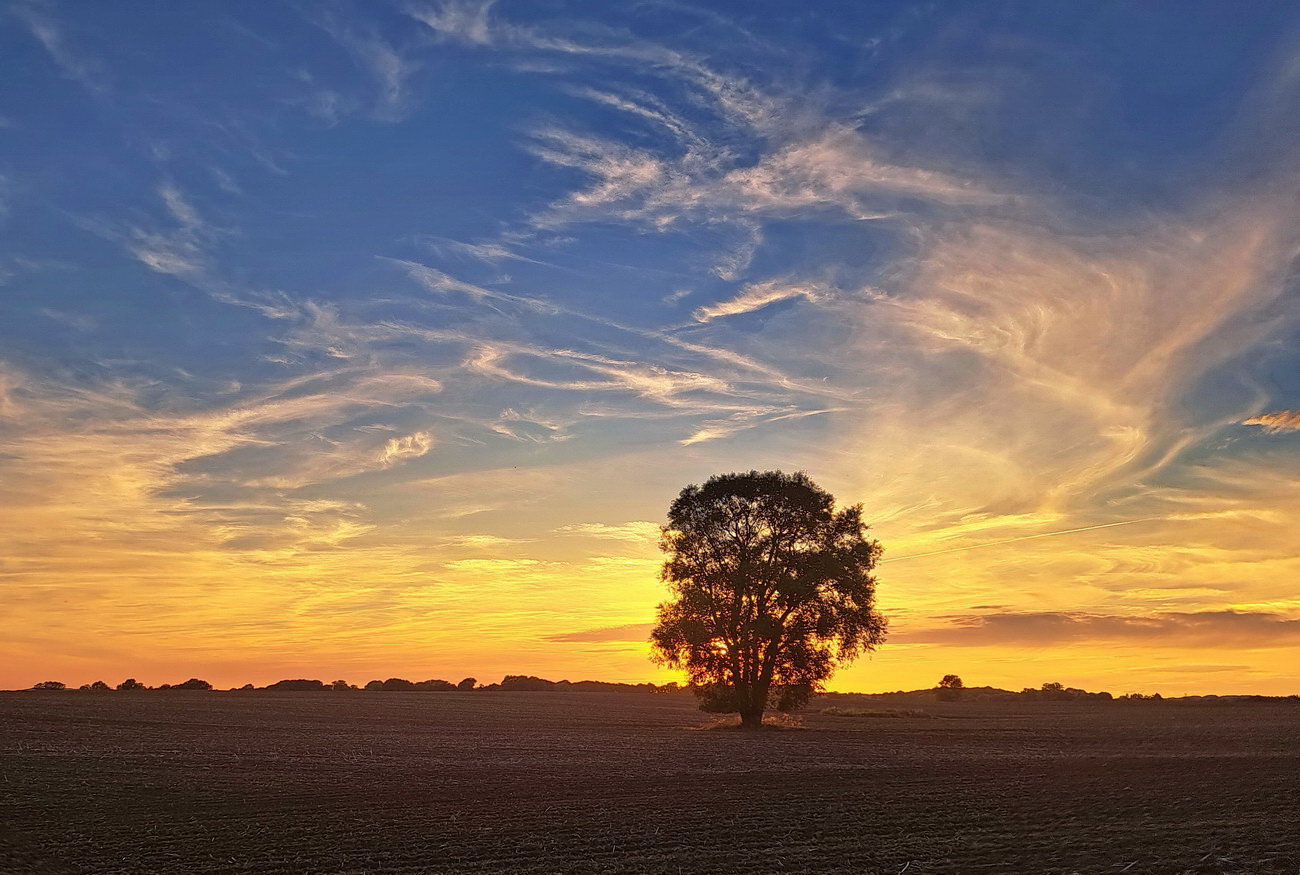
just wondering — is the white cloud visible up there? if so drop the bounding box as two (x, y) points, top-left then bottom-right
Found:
(692, 279), (830, 322)
(378, 431), (435, 466)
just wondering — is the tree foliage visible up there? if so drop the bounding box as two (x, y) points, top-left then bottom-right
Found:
(650, 471), (887, 728)
(173, 678), (213, 691)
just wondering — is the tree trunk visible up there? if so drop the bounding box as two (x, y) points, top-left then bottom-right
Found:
(737, 683), (770, 730)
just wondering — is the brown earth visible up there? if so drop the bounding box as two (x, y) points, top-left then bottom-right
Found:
(1, 691), (1296, 874)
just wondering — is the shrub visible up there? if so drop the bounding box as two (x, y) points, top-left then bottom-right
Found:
(32, 681), (65, 690)
(331, 679), (353, 691)
(265, 679), (326, 691)
(116, 678), (145, 691)
(456, 677), (477, 691)
(380, 678), (415, 691)
(364, 680), (384, 691)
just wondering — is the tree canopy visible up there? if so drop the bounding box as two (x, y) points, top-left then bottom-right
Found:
(650, 470), (887, 728)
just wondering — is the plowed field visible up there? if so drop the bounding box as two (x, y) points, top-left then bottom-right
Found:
(2, 692), (1296, 874)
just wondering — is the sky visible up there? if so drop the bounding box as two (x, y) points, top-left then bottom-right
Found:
(1, 1), (1298, 695)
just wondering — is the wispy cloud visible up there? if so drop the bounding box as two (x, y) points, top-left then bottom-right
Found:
(409, 0), (497, 47)
(555, 521), (659, 542)
(1241, 410), (1300, 433)
(545, 622), (653, 643)
(10, 5), (108, 96)
(312, 13), (420, 121)
(898, 610), (1300, 647)
(128, 182), (212, 277)
(692, 278), (831, 322)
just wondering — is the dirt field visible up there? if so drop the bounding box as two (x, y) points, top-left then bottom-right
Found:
(1, 691), (1296, 874)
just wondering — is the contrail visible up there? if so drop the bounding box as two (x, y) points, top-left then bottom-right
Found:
(881, 518), (1157, 563)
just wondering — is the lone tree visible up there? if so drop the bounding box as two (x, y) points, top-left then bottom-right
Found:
(937, 673), (964, 701)
(650, 471), (887, 729)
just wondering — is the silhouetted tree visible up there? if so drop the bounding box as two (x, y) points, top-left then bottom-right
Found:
(331, 679), (352, 691)
(414, 679), (456, 691)
(457, 677), (477, 691)
(173, 678), (213, 691)
(116, 678), (145, 691)
(89, 680), (111, 692)
(380, 678), (415, 691)
(364, 680), (384, 690)
(650, 471), (887, 729)
(31, 681), (65, 690)
(937, 674), (964, 701)
(499, 675), (557, 691)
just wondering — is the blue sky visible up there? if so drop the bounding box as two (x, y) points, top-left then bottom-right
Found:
(2, 1), (1298, 692)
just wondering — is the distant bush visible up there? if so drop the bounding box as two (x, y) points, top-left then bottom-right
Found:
(331, 679), (353, 691)
(364, 680), (384, 690)
(31, 681), (66, 690)
(116, 678), (146, 691)
(89, 680), (111, 692)
(457, 677), (476, 691)
(172, 678), (213, 691)
(381, 678), (415, 691)
(265, 679), (326, 691)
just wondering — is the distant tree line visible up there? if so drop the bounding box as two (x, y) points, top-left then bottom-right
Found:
(21, 675), (1297, 703)
(21, 675), (682, 693)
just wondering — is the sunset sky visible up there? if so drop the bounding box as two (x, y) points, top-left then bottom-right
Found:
(2, 2), (1298, 695)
